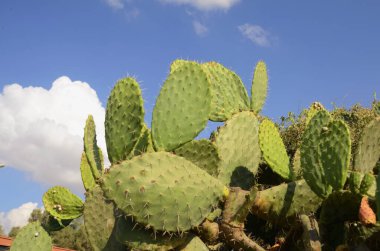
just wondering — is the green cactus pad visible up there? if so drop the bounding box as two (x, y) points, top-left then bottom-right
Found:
(250, 61), (268, 113)
(348, 171), (363, 194)
(213, 111), (261, 189)
(170, 59), (192, 74)
(83, 115), (103, 179)
(291, 149), (302, 180)
(102, 152), (225, 232)
(202, 61), (249, 121)
(80, 152), (96, 191)
(10, 222), (52, 251)
(128, 124), (154, 159)
(354, 117), (380, 173)
(84, 186), (123, 251)
(360, 173), (376, 195)
(251, 179), (322, 224)
(174, 139), (220, 177)
(115, 216), (187, 251)
(320, 120), (351, 191)
(259, 119), (291, 180)
(105, 77), (145, 163)
(301, 110), (332, 198)
(152, 62), (211, 151)
(41, 214), (72, 232)
(305, 102), (325, 125)
(178, 235), (209, 251)
(43, 186), (83, 220)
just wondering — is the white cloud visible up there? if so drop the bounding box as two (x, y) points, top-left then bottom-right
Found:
(193, 20), (208, 36)
(238, 23), (271, 47)
(159, 0), (240, 11)
(0, 202), (39, 234)
(0, 76), (106, 193)
(104, 0), (125, 10)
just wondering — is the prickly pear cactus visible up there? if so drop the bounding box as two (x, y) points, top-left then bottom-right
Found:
(174, 139), (220, 177)
(152, 61), (211, 151)
(105, 77), (145, 163)
(354, 117), (380, 173)
(213, 111), (261, 189)
(80, 151), (96, 191)
(83, 115), (104, 179)
(36, 59), (379, 251)
(259, 119), (291, 180)
(102, 152), (225, 232)
(250, 61), (268, 113)
(201, 61), (249, 121)
(10, 222), (52, 251)
(43, 186), (83, 220)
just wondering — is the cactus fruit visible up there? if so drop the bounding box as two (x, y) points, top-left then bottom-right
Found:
(80, 151), (96, 191)
(43, 186), (83, 220)
(174, 139), (220, 177)
(83, 115), (103, 179)
(152, 62), (211, 151)
(213, 111), (261, 189)
(301, 110), (333, 198)
(354, 117), (380, 173)
(10, 222), (52, 251)
(201, 61), (249, 121)
(319, 120), (351, 191)
(105, 77), (145, 163)
(250, 61), (268, 114)
(83, 186), (123, 251)
(259, 119), (291, 180)
(102, 152), (225, 232)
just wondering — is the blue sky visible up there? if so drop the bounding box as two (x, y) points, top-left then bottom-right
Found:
(0, 0), (379, 232)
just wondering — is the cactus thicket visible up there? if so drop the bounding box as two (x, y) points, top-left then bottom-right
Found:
(11, 59), (380, 251)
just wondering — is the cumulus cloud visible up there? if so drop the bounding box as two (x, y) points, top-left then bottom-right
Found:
(238, 23), (271, 47)
(159, 0), (240, 11)
(0, 202), (39, 234)
(193, 21), (208, 36)
(0, 76), (106, 193)
(104, 0), (125, 10)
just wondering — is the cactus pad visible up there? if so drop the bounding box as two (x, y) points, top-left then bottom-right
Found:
(84, 186), (123, 251)
(105, 77), (145, 163)
(202, 61), (249, 121)
(301, 110), (332, 198)
(10, 222), (52, 251)
(319, 120), (351, 191)
(83, 115), (103, 179)
(360, 173), (376, 195)
(115, 216), (186, 251)
(250, 61), (268, 113)
(80, 152), (96, 191)
(178, 235), (209, 251)
(43, 186), (83, 220)
(128, 124), (154, 159)
(213, 111), (261, 189)
(170, 59), (191, 73)
(354, 117), (380, 173)
(252, 179), (322, 224)
(348, 171), (363, 194)
(152, 62), (211, 151)
(259, 119), (291, 180)
(174, 139), (220, 177)
(102, 152), (225, 232)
